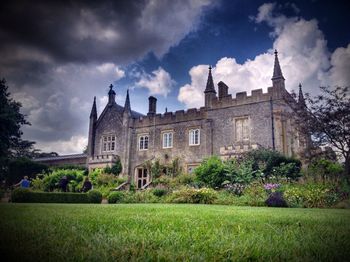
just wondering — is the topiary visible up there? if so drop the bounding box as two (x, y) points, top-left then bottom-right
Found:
(87, 190), (102, 203)
(108, 191), (125, 204)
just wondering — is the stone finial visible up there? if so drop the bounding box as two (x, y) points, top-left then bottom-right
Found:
(271, 49), (285, 89)
(298, 83), (307, 108)
(108, 84), (116, 105)
(124, 89), (131, 114)
(204, 65), (216, 94)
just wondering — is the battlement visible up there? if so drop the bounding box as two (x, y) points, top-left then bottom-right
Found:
(211, 85), (290, 109)
(219, 143), (261, 160)
(134, 107), (206, 127)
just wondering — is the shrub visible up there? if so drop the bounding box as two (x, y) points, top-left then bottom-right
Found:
(169, 187), (218, 204)
(38, 169), (85, 192)
(152, 188), (168, 197)
(110, 160), (122, 176)
(87, 190), (102, 203)
(245, 148), (301, 180)
(308, 158), (344, 181)
(11, 188), (99, 203)
(108, 191), (125, 204)
(195, 156), (225, 188)
(242, 182), (268, 206)
(265, 192), (288, 207)
(283, 184), (340, 208)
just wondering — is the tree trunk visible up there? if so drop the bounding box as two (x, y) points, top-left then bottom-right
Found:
(345, 155), (350, 181)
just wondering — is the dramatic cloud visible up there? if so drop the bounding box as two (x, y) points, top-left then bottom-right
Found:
(1, 0), (215, 154)
(178, 2), (350, 108)
(136, 67), (175, 97)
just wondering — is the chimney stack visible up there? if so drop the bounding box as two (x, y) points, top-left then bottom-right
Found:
(218, 81), (229, 99)
(148, 96), (157, 116)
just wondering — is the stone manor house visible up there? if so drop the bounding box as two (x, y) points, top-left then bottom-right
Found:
(84, 50), (307, 188)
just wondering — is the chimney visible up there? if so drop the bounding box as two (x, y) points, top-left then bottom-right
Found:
(148, 96), (157, 116)
(218, 81), (229, 99)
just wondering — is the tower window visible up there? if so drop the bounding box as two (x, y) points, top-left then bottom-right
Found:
(102, 135), (116, 152)
(189, 129), (200, 146)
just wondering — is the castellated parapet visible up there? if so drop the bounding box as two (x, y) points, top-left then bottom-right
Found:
(87, 50), (307, 188)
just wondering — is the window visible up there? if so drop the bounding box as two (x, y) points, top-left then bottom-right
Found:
(189, 129), (200, 146)
(136, 168), (148, 188)
(235, 117), (250, 142)
(139, 135), (149, 150)
(162, 132), (173, 148)
(102, 135), (116, 152)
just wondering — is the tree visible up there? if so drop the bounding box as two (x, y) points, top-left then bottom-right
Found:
(0, 78), (34, 181)
(292, 86), (350, 177)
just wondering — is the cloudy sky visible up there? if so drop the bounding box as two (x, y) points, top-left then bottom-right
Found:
(1, 0), (349, 154)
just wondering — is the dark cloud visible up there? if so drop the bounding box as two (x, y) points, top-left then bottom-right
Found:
(0, 0), (214, 153)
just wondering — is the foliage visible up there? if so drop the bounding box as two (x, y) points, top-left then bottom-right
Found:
(223, 159), (257, 185)
(108, 191), (125, 204)
(152, 188), (168, 197)
(104, 159), (123, 176)
(242, 181), (268, 206)
(195, 156), (226, 188)
(33, 169), (85, 192)
(6, 157), (48, 185)
(168, 187), (218, 204)
(0, 79), (34, 181)
(87, 190), (102, 203)
(307, 158), (344, 181)
(293, 86), (350, 176)
(245, 148), (302, 180)
(11, 188), (100, 203)
(265, 192), (288, 207)
(283, 184), (339, 208)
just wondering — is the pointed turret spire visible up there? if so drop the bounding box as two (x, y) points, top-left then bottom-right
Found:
(124, 89), (131, 113)
(271, 50), (285, 89)
(89, 96), (97, 119)
(298, 83), (306, 108)
(108, 84), (116, 105)
(204, 65), (216, 94)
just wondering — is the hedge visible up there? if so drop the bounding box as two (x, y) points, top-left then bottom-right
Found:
(11, 188), (102, 203)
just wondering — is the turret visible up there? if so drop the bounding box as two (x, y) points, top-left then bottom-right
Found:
(298, 83), (307, 109)
(108, 84), (116, 106)
(123, 89), (131, 116)
(271, 50), (285, 89)
(87, 97), (97, 157)
(204, 66), (217, 108)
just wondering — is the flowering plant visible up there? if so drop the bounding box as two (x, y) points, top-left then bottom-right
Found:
(264, 183), (280, 192)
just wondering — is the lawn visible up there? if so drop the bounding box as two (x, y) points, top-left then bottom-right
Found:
(0, 204), (349, 261)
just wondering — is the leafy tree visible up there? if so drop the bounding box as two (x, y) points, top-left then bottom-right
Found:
(292, 86), (350, 177)
(104, 159), (122, 176)
(0, 78), (35, 181)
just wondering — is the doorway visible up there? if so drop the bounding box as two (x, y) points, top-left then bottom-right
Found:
(136, 168), (148, 189)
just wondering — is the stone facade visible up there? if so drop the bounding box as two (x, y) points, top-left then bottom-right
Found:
(87, 51), (307, 188)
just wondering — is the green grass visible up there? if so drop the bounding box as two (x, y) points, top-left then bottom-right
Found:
(0, 204), (349, 261)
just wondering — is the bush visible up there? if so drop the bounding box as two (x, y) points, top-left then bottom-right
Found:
(108, 191), (125, 204)
(169, 187), (218, 204)
(245, 148), (301, 180)
(37, 169), (85, 192)
(87, 190), (102, 203)
(307, 158), (344, 181)
(11, 188), (99, 203)
(195, 156), (226, 188)
(265, 192), (287, 207)
(152, 188), (168, 197)
(242, 182), (268, 206)
(283, 184), (339, 208)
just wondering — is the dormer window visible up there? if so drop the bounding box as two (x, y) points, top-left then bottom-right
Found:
(102, 135), (116, 152)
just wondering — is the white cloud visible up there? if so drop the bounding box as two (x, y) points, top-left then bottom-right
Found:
(136, 67), (175, 97)
(36, 135), (88, 155)
(178, 2), (349, 108)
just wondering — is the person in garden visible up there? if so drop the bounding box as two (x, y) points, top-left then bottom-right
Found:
(58, 176), (69, 192)
(81, 177), (92, 193)
(14, 176), (30, 188)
